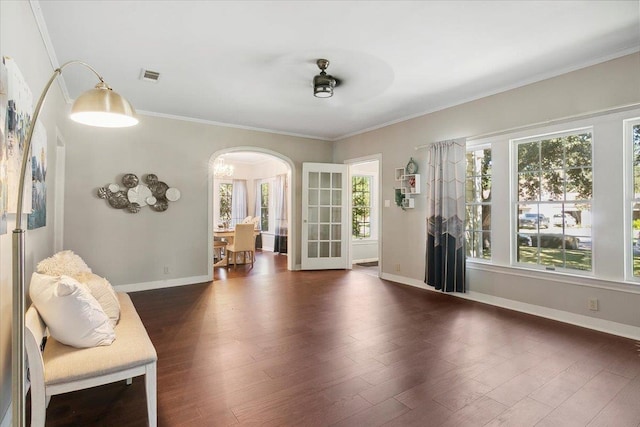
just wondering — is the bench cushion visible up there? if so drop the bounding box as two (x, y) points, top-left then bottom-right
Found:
(43, 293), (157, 386)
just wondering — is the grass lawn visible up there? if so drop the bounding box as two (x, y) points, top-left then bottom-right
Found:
(518, 246), (591, 271)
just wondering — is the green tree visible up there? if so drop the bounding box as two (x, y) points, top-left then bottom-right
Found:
(352, 176), (371, 238)
(465, 148), (492, 257)
(517, 133), (592, 201)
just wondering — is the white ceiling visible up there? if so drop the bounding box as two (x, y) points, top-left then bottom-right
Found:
(34, 1), (640, 141)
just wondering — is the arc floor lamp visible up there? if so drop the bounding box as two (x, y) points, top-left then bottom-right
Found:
(11, 60), (137, 427)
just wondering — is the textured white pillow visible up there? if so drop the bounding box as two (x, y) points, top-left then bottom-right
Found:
(29, 273), (115, 348)
(77, 273), (121, 327)
(36, 250), (92, 279)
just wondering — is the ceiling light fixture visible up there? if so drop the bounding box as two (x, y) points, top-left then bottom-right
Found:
(313, 59), (337, 98)
(213, 157), (234, 177)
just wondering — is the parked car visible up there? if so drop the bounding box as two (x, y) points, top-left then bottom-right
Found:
(552, 213), (577, 227)
(518, 233), (532, 246)
(519, 213), (550, 229)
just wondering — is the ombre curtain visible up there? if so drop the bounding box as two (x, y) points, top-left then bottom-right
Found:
(231, 179), (248, 227)
(425, 140), (466, 292)
(273, 174), (288, 254)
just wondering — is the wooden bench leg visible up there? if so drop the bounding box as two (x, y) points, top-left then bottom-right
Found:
(30, 388), (47, 427)
(145, 362), (157, 427)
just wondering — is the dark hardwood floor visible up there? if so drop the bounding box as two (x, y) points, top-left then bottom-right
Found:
(36, 252), (640, 426)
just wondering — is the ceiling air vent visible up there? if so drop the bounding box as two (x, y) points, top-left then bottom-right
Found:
(140, 69), (160, 83)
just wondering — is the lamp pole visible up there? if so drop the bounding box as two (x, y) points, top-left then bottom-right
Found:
(11, 61), (136, 427)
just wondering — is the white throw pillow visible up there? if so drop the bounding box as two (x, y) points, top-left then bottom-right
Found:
(77, 273), (121, 327)
(29, 273), (115, 348)
(36, 250), (92, 279)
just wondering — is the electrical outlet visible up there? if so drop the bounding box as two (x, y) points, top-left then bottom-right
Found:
(588, 298), (598, 311)
(164, 266), (170, 274)
(384, 200), (391, 208)
(395, 263), (401, 272)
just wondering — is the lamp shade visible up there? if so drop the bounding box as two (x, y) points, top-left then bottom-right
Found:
(70, 81), (138, 127)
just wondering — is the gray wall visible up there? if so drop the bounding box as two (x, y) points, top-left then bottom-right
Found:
(333, 53), (640, 334)
(60, 114), (331, 286)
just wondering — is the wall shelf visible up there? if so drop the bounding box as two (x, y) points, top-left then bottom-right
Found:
(394, 168), (420, 208)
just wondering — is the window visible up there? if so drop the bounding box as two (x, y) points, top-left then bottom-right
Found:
(515, 130), (592, 271)
(260, 182), (269, 231)
(219, 183), (232, 225)
(465, 147), (492, 259)
(629, 120), (640, 277)
(352, 175), (372, 238)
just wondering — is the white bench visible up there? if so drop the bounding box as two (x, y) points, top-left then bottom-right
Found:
(25, 293), (157, 427)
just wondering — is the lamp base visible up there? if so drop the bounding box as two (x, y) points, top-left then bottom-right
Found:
(12, 229), (26, 427)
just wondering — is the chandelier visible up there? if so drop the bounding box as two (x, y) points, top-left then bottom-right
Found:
(213, 157), (234, 177)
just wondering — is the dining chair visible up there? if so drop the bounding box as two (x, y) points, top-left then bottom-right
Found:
(226, 223), (256, 269)
(213, 239), (227, 263)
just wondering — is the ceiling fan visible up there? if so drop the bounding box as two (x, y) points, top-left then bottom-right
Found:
(313, 59), (341, 98)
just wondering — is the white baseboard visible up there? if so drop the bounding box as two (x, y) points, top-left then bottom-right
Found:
(380, 272), (640, 341)
(114, 274), (212, 293)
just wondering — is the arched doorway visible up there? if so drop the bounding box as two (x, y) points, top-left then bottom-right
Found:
(208, 147), (295, 275)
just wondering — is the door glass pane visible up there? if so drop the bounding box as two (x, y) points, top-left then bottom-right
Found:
(332, 189), (341, 205)
(321, 172), (331, 188)
(319, 224), (330, 240)
(320, 207), (330, 222)
(331, 242), (341, 257)
(309, 172), (319, 188)
(331, 224), (341, 240)
(308, 242), (318, 258)
(309, 224), (318, 240)
(308, 189), (318, 206)
(332, 207), (341, 222)
(319, 242), (330, 257)
(332, 173), (342, 188)
(320, 189), (330, 205)
(308, 207), (318, 223)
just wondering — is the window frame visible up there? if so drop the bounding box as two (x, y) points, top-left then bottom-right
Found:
(511, 127), (594, 274)
(625, 117), (640, 281)
(465, 143), (492, 261)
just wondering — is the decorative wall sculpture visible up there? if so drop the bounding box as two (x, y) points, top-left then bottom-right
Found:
(98, 173), (180, 213)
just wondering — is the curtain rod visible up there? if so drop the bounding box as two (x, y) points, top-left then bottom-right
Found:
(414, 102), (640, 150)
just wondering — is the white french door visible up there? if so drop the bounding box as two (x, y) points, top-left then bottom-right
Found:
(301, 163), (349, 270)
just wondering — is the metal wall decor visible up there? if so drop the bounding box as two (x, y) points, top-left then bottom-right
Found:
(98, 173), (181, 213)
